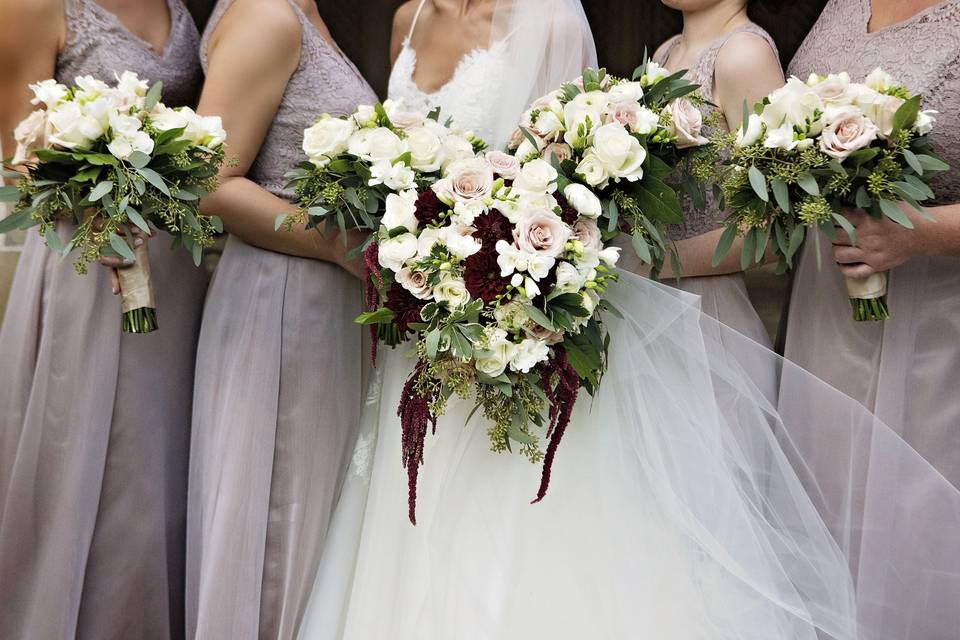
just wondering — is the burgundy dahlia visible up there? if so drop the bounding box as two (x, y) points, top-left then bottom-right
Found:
(553, 192), (579, 225)
(471, 210), (513, 244)
(384, 282), (425, 336)
(464, 247), (510, 303)
(414, 189), (444, 224)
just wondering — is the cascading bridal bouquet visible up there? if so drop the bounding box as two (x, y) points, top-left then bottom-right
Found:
(280, 100), (486, 243)
(0, 72), (226, 333)
(358, 151), (621, 524)
(713, 68), (948, 321)
(511, 63), (712, 275)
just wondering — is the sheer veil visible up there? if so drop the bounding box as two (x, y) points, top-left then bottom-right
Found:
(486, 0), (597, 149)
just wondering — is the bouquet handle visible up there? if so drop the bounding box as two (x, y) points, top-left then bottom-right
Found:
(846, 271), (889, 322)
(118, 239), (158, 333)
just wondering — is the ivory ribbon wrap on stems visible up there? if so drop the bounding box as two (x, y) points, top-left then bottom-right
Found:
(845, 271), (888, 300)
(118, 239), (156, 313)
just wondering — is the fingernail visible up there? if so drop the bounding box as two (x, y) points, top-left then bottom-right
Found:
(134, 238), (144, 247)
(123, 259), (134, 266)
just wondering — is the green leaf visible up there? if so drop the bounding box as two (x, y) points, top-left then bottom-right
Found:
(191, 239), (203, 266)
(88, 180), (114, 202)
(0, 207), (33, 233)
(525, 305), (555, 332)
(425, 329), (442, 359)
(786, 225), (805, 264)
(879, 198), (914, 229)
(210, 216), (224, 233)
(712, 223), (738, 268)
(125, 206), (151, 234)
(740, 228), (756, 271)
(109, 233), (136, 261)
(631, 176), (683, 224)
(916, 154), (949, 173)
(605, 197), (619, 233)
(174, 189), (199, 201)
(741, 100), (750, 134)
(449, 328), (473, 360)
(903, 149), (924, 175)
(70, 166), (102, 183)
(355, 308), (395, 325)
(771, 178), (791, 213)
(127, 150), (151, 169)
(137, 168), (169, 196)
(43, 226), (62, 253)
(274, 213), (289, 230)
(0, 185), (20, 202)
(755, 225), (770, 264)
(847, 147), (879, 168)
(854, 185), (872, 209)
(631, 230), (652, 264)
(748, 165), (768, 202)
(891, 94), (921, 135)
(144, 81), (163, 111)
(832, 212), (857, 246)
(797, 173), (820, 196)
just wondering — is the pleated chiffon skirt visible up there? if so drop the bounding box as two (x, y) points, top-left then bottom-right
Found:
(186, 235), (363, 640)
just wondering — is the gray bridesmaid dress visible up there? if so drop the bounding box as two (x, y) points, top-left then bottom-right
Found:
(184, 2), (376, 639)
(782, 0), (960, 484)
(0, 1), (204, 638)
(654, 24), (777, 349)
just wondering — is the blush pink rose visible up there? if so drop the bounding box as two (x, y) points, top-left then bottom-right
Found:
(572, 218), (602, 251)
(513, 209), (571, 258)
(819, 110), (878, 159)
(664, 98), (709, 149)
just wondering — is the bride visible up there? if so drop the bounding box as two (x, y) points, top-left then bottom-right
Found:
(299, 1), (960, 638)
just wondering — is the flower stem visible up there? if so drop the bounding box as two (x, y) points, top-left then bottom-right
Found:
(850, 297), (890, 322)
(122, 306), (158, 333)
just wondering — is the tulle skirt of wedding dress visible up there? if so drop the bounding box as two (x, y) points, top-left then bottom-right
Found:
(299, 271), (960, 640)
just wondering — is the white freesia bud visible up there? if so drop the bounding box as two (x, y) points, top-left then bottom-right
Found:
(29, 79), (69, 107)
(641, 62), (670, 86)
(381, 189), (419, 233)
(598, 246), (621, 267)
(563, 183), (602, 218)
(915, 110), (937, 136)
(736, 113), (764, 147)
(369, 160), (416, 191)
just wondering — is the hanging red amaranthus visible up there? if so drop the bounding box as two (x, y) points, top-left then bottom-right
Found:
(363, 242), (383, 366)
(532, 347), (580, 504)
(398, 360), (438, 525)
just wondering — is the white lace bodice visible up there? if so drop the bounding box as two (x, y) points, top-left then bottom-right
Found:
(387, 5), (508, 145)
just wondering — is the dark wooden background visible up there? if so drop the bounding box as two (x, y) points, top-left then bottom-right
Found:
(186, 1), (829, 97)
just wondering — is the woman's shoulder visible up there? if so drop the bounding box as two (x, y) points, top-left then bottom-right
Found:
(392, 0), (421, 40)
(714, 24), (780, 79)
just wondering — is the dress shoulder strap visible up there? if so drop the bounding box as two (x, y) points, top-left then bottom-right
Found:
(407, 0), (429, 40)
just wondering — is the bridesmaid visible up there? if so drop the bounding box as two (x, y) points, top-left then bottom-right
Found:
(184, 0), (375, 638)
(782, 0), (960, 484)
(0, 1), (203, 638)
(641, 0), (785, 347)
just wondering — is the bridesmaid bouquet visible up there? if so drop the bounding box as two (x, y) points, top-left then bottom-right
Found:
(0, 72), (226, 333)
(714, 68), (948, 321)
(358, 152), (621, 523)
(510, 63), (712, 275)
(281, 100), (486, 242)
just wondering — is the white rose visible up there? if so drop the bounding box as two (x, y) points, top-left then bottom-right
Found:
(857, 91), (904, 139)
(433, 157), (494, 204)
(807, 72), (857, 106)
(12, 110), (50, 165)
(554, 261), (585, 293)
(485, 150), (521, 179)
(440, 134), (475, 169)
(433, 275), (471, 309)
(369, 160), (416, 191)
(46, 101), (105, 150)
(543, 142), (574, 164)
(575, 150), (610, 187)
(607, 81), (644, 104)
(563, 183), (602, 218)
(819, 110), (878, 160)
(763, 124), (800, 151)
(302, 116), (355, 166)
(762, 77), (823, 132)
(864, 68), (896, 93)
(510, 338), (551, 373)
(664, 98), (709, 148)
(475, 329), (518, 378)
(348, 127), (407, 163)
(29, 79), (69, 107)
(405, 126), (444, 172)
(396, 267), (433, 300)
(377, 233), (419, 272)
(572, 218), (602, 252)
(592, 123), (647, 181)
(736, 113), (764, 147)
(381, 189), (419, 232)
(915, 109), (937, 136)
(513, 158), (558, 194)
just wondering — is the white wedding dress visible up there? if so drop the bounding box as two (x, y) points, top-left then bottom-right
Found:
(298, 2), (960, 639)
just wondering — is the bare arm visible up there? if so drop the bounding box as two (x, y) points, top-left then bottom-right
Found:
(660, 31), (785, 279)
(196, 0), (362, 274)
(0, 0), (63, 170)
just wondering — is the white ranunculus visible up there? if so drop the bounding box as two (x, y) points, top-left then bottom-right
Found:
(494, 302), (529, 332)
(107, 130), (154, 160)
(575, 150), (610, 187)
(762, 77), (823, 132)
(405, 126), (444, 172)
(736, 113), (764, 147)
(915, 109), (937, 136)
(563, 183), (602, 218)
(369, 160), (416, 191)
(441, 224), (482, 259)
(485, 150), (521, 179)
(510, 338), (550, 373)
(864, 68), (896, 93)
(475, 329), (517, 378)
(416, 227), (443, 258)
(46, 101), (105, 150)
(12, 110), (50, 164)
(433, 275), (471, 309)
(348, 127), (407, 163)
(381, 189), (419, 232)
(303, 116), (355, 165)
(591, 122), (646, 182)
(29, 79), (69, 107)
(396, 267), (434, 300)
(554, 261), (584, 293)
(377, 233), (419, 271)
(440, 134), (476, 169)
(819, 110), (878, 160)
(762, 123), (800, 151)
(515, 135), (545, 161)
(513, 158), (558, 194)
(607, 81), (644, 104)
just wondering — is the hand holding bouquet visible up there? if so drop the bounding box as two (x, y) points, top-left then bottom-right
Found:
(359, 151), (621, 524)
(0, 72), (226, 332)
(281, 100), (486, 245)
(511, 63), (711, 275)
(714, 68), (948, 321)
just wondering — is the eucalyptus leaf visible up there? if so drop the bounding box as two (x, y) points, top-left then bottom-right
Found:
(771, 178), (791, 213)
(797, 173), (820, 196)
(88, 180), (114, 202)
(903, 149), (923, 175)
(879, 198), (914, 228)
(832, 212), (857, 246)
(138, 168), (169, 196)
(127, 151), (151, 169)
(748, 165), (768, 202)
(712, 224), (738, 267)
(109, 233), (136, 261)
(0, 185), (20, 202)
(126, 206), (151, 234)
(631, 230), (652, 264)
(274, 213), (289, 230)
(144, 82), (164, 111)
